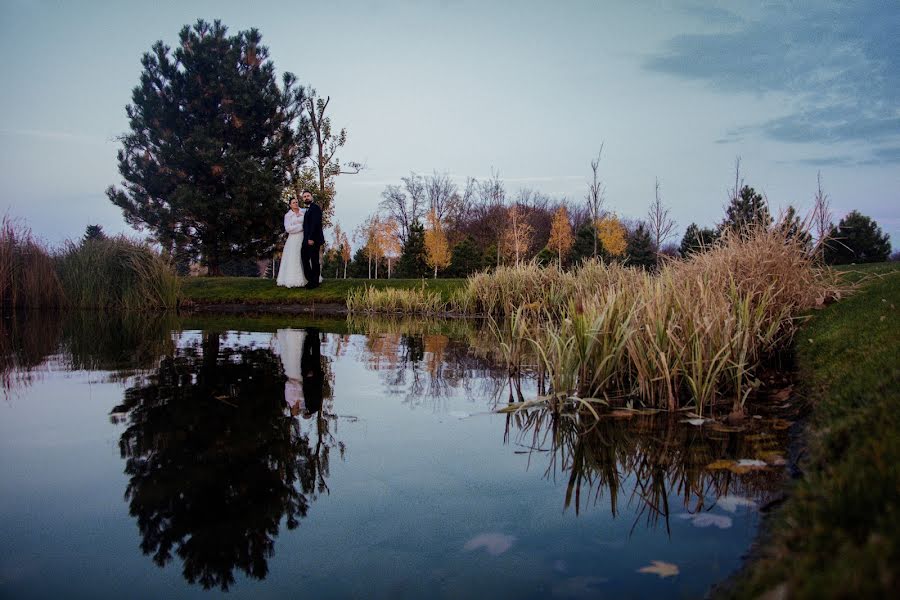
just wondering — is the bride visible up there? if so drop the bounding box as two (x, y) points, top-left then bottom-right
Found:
(276, 197), (308, 287)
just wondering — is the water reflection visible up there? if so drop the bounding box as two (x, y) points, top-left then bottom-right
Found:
(1, 311), (175, 393)
(110, 328), (338, 590)
(508, 408), (787, 532)
(349, 316), (510, 407)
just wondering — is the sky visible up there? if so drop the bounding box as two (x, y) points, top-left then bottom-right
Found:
(1, 0), (898, 250)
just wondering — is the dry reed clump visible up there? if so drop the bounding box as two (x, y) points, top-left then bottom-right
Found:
(0, 214), (65, 309)
(485, 226), (841, 414)
(55, 236), (181, 310)
(346, 285), (446, 315)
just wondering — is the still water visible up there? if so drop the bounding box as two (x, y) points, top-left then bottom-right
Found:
(0, 312), (789, 599)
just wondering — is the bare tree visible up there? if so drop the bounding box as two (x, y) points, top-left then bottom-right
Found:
(586, 145), (605, 257)
(305, 88), (364, 224)
(647, 177), (677, 257)
(475, 169), (507, 266)
(728, 156), (744, 206)
(379, 172), (427, 245)
(812, 171), (832, 262)
(424, 171), (462, 226)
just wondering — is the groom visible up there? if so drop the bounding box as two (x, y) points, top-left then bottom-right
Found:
(300, 190), (325, 289)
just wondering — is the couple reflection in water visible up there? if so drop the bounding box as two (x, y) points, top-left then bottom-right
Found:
(111, 326), (335, 591)
(278, 327), (325, 419)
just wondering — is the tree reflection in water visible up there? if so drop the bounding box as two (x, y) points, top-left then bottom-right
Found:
(508, 408), (787, 533)
(111, 328), (336, 590)
(350, 316), (510, 407)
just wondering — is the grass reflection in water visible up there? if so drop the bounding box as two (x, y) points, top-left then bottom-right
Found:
(507, 407), (788, 533)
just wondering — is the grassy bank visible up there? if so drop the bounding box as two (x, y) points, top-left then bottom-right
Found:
(721, 262), (899, 598)
(181, 276), (465, 306)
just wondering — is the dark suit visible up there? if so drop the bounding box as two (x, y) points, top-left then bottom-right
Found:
(300, 328), (324, 415)
(301, 201), (325, 287)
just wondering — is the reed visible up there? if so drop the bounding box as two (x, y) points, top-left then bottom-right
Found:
(480, 226), (840, 414)
(346, 283), (446, 315)
(55, 236), (180, 310)
(0, 214), (65, 309)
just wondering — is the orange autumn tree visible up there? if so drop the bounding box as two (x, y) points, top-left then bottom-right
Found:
(547, 206), (574, 267)
(424, 209), (451, 278)
(596, 214), (627, 257)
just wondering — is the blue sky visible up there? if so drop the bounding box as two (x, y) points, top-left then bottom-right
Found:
(1, 0), (897, 248)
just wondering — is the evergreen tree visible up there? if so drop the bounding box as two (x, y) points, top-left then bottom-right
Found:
(824, 210), (891, 264)
(570, 224), (597, 265)
(720, 185), (772, 234)
(679, 223), (718, 257)
(107, 20), (311, 275)
(82, 224), (107, 243)
(447, 236), (484, 277)
(777, 205), (812, 248)
(396, 221), (429, 278)
(625, 223), (656, 270)
(348, 248), (369, 278)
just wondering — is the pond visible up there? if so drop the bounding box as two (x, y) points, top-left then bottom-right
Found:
(0, 311), (793, 599)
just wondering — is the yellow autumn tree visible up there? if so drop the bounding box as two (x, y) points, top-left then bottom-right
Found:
(379, 217), (402, 278)
(500, 204), (534, 265)
(424, 209), (451, 278)
(596, 214), (627, 257)
(357, 214), (383, 278)
(547, 206), (574, 267)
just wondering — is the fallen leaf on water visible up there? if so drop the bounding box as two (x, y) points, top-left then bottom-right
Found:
(706, 459), (735, 471)
(637, 561), (679, 578)
(705, 459), (768, 474)
(758, 451), (787, 466)
(463, 533), (515, 556)
(678, 513), (733, 529)
(715, 495), (757, 513)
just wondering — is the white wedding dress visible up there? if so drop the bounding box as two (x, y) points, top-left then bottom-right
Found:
(276, 328), (306, 413)
(276, 208), (308, 287)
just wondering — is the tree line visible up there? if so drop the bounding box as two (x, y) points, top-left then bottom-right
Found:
(324, 159), (892, 279)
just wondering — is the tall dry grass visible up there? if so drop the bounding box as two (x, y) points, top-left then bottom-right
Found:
(346, 284), (446, 315)
(476, 226), (841, 415)
(0, 215), (65, 309)
(56, 236), (181, 310)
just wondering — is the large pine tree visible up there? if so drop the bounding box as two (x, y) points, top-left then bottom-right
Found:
(107, 20), (311, 274)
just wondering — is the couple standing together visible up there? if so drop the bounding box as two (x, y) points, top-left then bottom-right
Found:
(277, 190), (325, 289)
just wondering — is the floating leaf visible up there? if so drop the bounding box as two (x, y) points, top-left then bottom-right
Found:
(463, 533), (515, 556)
(715, 495), (757, 513)
(706, 459), (735, 471)
(678, 513), (733, 529)
(637, 560), (679, 578)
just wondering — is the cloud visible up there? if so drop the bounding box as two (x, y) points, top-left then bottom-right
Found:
(646, 2), (900, 151)
(0, 128), (107, 144)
